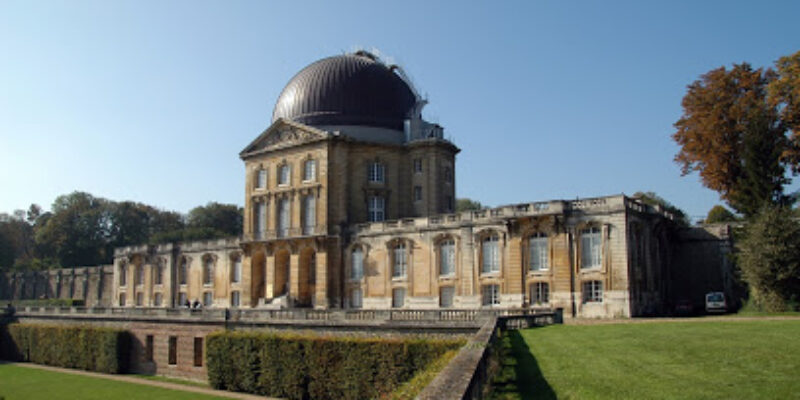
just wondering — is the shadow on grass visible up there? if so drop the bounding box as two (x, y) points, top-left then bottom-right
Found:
(491, 330), (556, 400)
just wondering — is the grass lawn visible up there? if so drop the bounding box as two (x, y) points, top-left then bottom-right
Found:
(492, 319), (800, 400)
(0, 364), (229, 400)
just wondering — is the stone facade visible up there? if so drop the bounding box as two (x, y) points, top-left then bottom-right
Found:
(0, 266), (113, 307)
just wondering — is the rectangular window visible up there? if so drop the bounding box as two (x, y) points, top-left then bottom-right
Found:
(351, 248), (364, 280)
(154, 293), (163, 307)
(178, 292), (188, 308)
(278, 164), (291, 185)
(482, 235), (499, 273)
(529, 234), (549, 271)
(393, 243), (407, 278)
(119, 293), (126, 307)
(303, 195), (316, 235)
(392, 288), (405, 308)
(439, 286), (454, 308)
(482, 284), (500, 306)
(350, 288), (362, 308)
(414, 186), (422, 202)
(254, 202), (267, 240)
(278, 198), (290, 237)
(413, 158), (423, 173)
(119, 265), (127, 286)
(168, 336), (177, 365)
(531, 282), (549, 304)
(368, 162), (385, 183)
(440, 240), (455, 276)
(203, 291), (213, 307)
(232, 258), (242, 283)
(145, 335), (154, 362)
(581, 227), (602, 269)
(303, 160), (316, 181)
(179, 258), (187, 285)
(135, 265), (144, 286)
(135, 292), (143, 307)
(193, 338), (203, 367)
(583, 280), (603, 303)
(256, 168), (267, 189)
(230, 291), (240, 307)
(203, 258), (214, 285)
(368, 196), (385, 222)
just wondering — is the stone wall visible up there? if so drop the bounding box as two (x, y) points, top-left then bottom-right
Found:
(0, 265), (113, 307)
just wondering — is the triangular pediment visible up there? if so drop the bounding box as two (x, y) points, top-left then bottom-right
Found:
(240, 118), (330, 158)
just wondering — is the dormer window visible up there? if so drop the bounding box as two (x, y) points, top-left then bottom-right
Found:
(368, 162), (385, 183)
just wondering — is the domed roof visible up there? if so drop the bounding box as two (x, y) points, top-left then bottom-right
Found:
(272, 52), (418, 131)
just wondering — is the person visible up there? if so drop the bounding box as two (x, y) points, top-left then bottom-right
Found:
(184, 299), (191, 308)
(192, 299), (201, 309)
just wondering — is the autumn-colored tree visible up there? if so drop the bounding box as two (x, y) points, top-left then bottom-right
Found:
(769, 50), (800, 165)
(673, 62), (791, 217)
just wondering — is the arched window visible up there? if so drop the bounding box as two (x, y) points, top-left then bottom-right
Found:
(351, 247), (364, 280)
(179, 257), (188, 286)
(528, 233), (548, 271)
(203, 257), (214, 286)
(481, 234), (500, 273)
(231, 256), (242, 284)
(439, 239), (455, 276)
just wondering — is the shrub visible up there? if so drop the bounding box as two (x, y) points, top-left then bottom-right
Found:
(0, 323), (130, 374)
(206, 331), (464, 400)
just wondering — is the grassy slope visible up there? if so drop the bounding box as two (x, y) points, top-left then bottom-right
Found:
(504, 320), (800, 400)
(0, 364), (229, 400)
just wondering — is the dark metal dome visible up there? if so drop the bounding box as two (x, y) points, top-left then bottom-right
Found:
(272, 52), (417, 130)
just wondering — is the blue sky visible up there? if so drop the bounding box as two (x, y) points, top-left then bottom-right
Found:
(1, 1), (798, 222)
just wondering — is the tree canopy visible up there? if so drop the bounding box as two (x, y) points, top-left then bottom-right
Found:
(455, 198), (485, 212)
(704, 205), (737, 224)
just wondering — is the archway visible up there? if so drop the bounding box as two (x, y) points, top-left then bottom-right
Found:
(298, 248), (316, 307)
(251, 251), (266, 305)
(274, 249), (290, 297)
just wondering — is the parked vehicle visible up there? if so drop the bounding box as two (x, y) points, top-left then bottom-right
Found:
(705, 292), (727, 313)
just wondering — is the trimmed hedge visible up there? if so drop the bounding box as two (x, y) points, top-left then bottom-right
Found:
(207, 331), (464, 400)
(0, 323), (130, 374)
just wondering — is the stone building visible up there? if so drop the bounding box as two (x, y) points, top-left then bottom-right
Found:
(108, 51), (682, 318)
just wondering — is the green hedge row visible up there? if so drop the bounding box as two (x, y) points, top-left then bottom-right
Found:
(0, 323), (130, 374)
(207, 331), (464, 400)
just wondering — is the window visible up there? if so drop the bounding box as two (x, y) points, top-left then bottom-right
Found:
(178, 292), (188, 307)
(531, 282), (549, 304)
(413, 158), (423, 173)
(154, 293), (163, 307)
(155, 262), (163, 285)
(481, 234), (500, 273)
(440, 286), (454, 308)
(392, 288), (405, 308)
(351, 248), (364, 280)
(254, 202), (267, 240)
(278, 198), (290, 237)
(414, 186), (422, 202)
(482, 284), (500, 306)
(118, 293), (126, 307)
(529, 233), (549, 271)
(145, 335), (154, 362)
(256, 168), (267, 189)
(230, 291), (240, 307)
(168, 336), (177, 365)
(119, 264), (127, 286)
(393, 243), (407, 278)
(231, 257), (242, 283)
(135, 292), (143, 306)
(278, 164), (291, 185)
(303, 160), (316, 181)
(350, 288), (362, 308)
(439, 240), (455, 276)
(303, 195), (316, 235)
(583, 280), (603, 303)
(368, 196), (385, 222)
(581, 227), (602, 269)
(203, 257), (214, 285)
(203, 291), (213, 307)
(368, 162), (385, 183)
(193, 338), (203, 367)
(179, 258), (188, 285)
(135, 264), (144, 286)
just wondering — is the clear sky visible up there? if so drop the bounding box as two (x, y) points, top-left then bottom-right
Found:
(1, 1), (798, 222)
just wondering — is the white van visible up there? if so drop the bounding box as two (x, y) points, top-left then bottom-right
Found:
(705, 292), (727, 313)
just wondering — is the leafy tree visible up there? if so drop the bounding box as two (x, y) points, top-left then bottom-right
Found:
(455, 198), (485, 212)
(632, 192), (690, 227)
(768, 50), (800, 157)
(673, 62), (792, 216)
(736, 205), (800, 311)
(705, 205), (737, 224)
(35, 192), (112, 267)
(187, 202), (243, 237)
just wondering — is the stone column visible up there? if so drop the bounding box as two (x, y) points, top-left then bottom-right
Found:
(265, 254), (275, 298)
(289, 252), (300, 303)
(315, 251), (328, 309)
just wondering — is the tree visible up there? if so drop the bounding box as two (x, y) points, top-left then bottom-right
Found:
(35, 192), (112, 267)
(632, 192), (690, 227)
(187, 202), (243, 237)
(673, 62), (792, 216)
(736, 205), (800, 311)
(769, 50), (800, 158)
(455, 198), (485, 212)
(705, 205), (737, 224)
